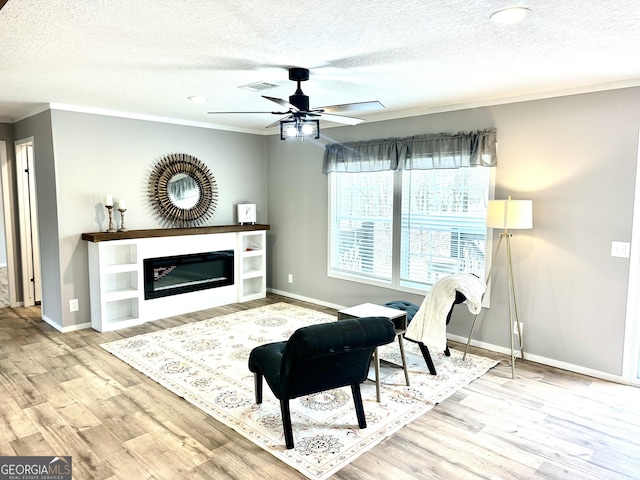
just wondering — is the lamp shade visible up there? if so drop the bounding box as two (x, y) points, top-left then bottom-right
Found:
(486, 198), (533, 230)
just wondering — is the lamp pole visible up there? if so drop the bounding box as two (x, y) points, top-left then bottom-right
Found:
(463, 197), (530, 379)
(504, 230), (525, 378)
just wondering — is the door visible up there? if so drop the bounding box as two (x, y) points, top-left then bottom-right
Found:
(15, 138), (41, 306)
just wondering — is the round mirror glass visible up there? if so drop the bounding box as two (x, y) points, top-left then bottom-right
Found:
(167, 173), (200, 209)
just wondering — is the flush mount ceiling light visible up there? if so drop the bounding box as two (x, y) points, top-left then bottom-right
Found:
(280, 117), (320, 141)
(491, 6), (531, 24)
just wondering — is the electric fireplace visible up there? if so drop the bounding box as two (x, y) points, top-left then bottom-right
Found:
(143, 250), (234, 300)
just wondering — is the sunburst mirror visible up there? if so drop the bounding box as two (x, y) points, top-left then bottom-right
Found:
(148, 153), (218, 227)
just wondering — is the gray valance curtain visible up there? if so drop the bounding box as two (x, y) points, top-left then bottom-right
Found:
(322, 137), (399, 173)
(322, 128), (496, 173)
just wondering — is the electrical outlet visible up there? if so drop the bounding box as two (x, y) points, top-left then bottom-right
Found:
(288, 274), (293, 284)
(513, 321), (523, 336)
(69, 299), (79, 312)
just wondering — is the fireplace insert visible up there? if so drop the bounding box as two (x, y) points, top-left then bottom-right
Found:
(143, 250), (234, 300)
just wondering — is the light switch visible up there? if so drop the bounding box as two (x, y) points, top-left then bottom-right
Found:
(611, 241), (630, 258)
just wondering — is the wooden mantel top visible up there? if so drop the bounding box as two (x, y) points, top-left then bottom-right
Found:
(81, 224), (270, 242)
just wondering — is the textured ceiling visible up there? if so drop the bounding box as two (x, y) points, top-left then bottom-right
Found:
(1, 0), (640, 134)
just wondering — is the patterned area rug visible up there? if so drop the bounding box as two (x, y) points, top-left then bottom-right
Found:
(102, 303), (497, 479)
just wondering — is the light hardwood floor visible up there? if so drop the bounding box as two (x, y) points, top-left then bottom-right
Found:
(1, 294), (639, 479)
(0, 266), (9, 308)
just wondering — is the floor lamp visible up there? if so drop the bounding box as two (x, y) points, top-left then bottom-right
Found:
(463, 196), (533, 378)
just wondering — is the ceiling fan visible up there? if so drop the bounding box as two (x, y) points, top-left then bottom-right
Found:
(208, 67), (384, 132)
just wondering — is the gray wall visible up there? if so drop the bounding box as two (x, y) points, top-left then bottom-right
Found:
(11, 87), (640, 376)
(0, 123), (13, 266)
(266, 87), (640, 377)
(48, 110), (267, 328)
(14, 111), (59, 315)
(0, 123), (11, 139)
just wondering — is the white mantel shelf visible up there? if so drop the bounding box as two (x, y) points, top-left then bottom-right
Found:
(82, 224), (270, 243)
(83, 225), (269, 331)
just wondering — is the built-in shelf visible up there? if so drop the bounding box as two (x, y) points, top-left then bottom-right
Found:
(87, 240), (141, 331)
(84, 225), (270, 332)
(238, 230), (266, 302)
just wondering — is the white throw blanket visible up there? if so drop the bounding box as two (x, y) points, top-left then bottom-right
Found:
(404, 273), (486, 351)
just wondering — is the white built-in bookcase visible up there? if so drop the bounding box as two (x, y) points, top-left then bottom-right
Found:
(84, 225), (268, 332)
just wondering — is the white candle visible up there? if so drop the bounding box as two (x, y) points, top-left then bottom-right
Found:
(118, 198), (126, 209)
(105, 194), (113, 206)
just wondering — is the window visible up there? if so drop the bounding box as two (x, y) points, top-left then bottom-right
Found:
(329, 167), (492, 293)
(329, 171), (394, 283)
(400, 167), (491, 290)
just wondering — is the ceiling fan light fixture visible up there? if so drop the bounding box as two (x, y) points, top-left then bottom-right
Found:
(280, 118), (320, 141)
(285, 125), (298, 137)
(490, 6), (531, 24)
(301, 123), (316, 135)
(208, 67), (384, 130)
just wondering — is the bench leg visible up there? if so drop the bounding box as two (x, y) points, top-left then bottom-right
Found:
(254, 372), (263, 404)
(351, 383), (367, 429)
(280, 399), (295, 449)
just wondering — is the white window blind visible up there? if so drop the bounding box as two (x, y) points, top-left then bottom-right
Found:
(400, 167), (490, 290)
(329, 167), (491, 292)
(329, 171), (394, 283)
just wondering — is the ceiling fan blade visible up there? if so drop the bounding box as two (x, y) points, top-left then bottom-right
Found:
(263, 95), (299, 111)
(207, 111), (288, 115)
(314, 100), (384, 114)
(265, 115), (293, 128)
(318, 113), (364, 125)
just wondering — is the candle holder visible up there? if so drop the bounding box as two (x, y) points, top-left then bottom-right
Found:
(118, 208), (128, 232)
(105, 205), (117, 233)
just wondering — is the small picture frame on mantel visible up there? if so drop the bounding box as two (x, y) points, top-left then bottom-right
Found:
(237, 203), (256, 225)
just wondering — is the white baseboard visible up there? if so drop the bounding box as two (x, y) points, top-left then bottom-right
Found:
(42, 314), (92, 333)
(269, 288), (629, 385)
(446, 333), (629, 385)
(268, 288), (347, 311)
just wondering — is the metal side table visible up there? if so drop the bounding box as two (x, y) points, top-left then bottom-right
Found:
(338, 302), (410, 402)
